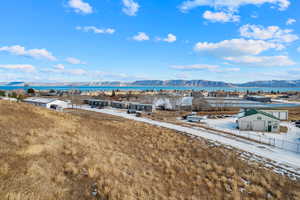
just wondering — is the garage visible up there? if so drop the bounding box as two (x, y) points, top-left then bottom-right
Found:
(237, 109), (280, 133)
(252, 120), (265, 131)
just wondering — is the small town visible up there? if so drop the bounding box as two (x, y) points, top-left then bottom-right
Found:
(2, 0), (300, 199)
(1, 87), (300, 199)
(2, 88), (300, 151)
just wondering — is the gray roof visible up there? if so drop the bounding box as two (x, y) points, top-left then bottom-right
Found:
(23, 97), (58, 104)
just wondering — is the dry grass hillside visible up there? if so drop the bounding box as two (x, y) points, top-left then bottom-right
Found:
(0, 101), (300, 200)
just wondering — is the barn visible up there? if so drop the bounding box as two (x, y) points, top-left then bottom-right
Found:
(23, 98), (69, 110)
(237, 109), (280, 133)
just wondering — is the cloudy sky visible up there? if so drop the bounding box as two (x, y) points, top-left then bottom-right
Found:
(0, 0), (299, 83)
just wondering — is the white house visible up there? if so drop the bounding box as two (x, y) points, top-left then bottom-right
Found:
(23, 97), (69, 110)
(237, 109), (280, 133)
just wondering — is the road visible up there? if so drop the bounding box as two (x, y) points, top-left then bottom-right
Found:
(74, 105), (300, 177)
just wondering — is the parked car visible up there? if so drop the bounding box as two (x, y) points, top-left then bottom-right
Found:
(295, 121), (300, 128)
(136, 112), (142, 117)
(182, 115), (189, 120)
(187, 115), (203, 123)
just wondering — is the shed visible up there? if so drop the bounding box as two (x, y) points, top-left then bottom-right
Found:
(237, 109), (280, 132)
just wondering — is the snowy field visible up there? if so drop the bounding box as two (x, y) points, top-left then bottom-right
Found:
(73, 105), (300, 177)
(202, 116), (300, 153)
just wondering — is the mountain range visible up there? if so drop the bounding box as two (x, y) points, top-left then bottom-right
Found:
(1, 80), (300, 87)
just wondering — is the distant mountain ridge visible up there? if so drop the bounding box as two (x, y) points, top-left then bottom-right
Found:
(237, 80), (300, 87)
(132, 80), (233, 87)
(1, 80), (300, 87)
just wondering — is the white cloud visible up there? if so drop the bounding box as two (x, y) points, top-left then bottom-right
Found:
(0, 64), (35, 72)
(54, 64), (65, 70)
(297, 47), (300, 52)
(67, 69), (87, 75)
(66, 57), (86, 65)
(68, 0), (93, 14)
(213, 67), (241, 72)
(171, 64), (219, 70)
(76, 26), (115, 34)
(179, 0), (290, 12)
(203, 11), (240, 23)
(132, 32), (149, 41)
(224, 55), (296, 67)
(47, 65), (87, 76)
(0, 45), (56, 61)
(122, 0), (139, 16)
(250, 13), (259, 18)
(240, 24), (298, 43)
(174, 72), (191, 79)
(171, 64), (240, 73)
(92, 71), (147, 81)
(194, 38), (284, 57)
(163, 34), (177, 43)
(286, 18), (296, 25)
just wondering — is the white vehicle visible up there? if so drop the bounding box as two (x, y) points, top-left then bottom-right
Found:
(187, 115), (203, 122)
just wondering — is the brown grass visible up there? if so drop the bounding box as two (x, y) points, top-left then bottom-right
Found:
(0, 101), (299, 200)
(280, 126), (288, 133)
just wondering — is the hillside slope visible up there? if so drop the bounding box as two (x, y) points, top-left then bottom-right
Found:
(0, 101), (299, 200)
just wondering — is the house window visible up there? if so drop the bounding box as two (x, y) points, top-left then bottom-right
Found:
(257, 116), (262, 120)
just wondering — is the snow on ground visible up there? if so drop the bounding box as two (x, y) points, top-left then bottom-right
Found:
(74, 105), (300, 177)
(272, 99), (300, 104)
(202, 117), (300, 152)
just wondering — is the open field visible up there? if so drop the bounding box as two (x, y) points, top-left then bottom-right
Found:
(285, 107), (300, 121)
(0, 101), (300, 199)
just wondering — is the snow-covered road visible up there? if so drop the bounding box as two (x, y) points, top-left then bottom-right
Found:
(75, 106), (300, 176)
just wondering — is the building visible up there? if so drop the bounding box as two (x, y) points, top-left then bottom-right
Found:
(128, 103), (153, 112)
(84, 99), (154, 112)
(23, 97), (69, 110)
(260, 110), (288, 121)
(237, 109), (280, 132)
(0, 97), (17, 102)
(208, 91), (240, 98)
(111, 101), (129, 109)
(153, 96), (194, 111)
(245, 95), (271, 103)
(86, 99), (110, 108)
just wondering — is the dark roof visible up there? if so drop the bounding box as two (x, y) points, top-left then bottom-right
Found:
(240, 109), (279, 120)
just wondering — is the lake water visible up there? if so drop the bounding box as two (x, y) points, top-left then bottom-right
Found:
(1, 86), (300, 92)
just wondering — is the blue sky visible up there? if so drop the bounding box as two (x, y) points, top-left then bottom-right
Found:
(0, 0), (299, 83)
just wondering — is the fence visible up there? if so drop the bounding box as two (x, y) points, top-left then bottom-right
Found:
(206, 124), (300, 153)
(71, 104), (300, 153)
